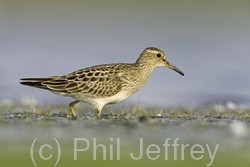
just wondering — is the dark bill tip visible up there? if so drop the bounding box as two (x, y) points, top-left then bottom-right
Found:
(168, 63), (184, 76)
(174, 68), (184, 76)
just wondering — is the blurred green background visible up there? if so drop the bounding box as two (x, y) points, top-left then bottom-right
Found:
(1, 104), (250, 167)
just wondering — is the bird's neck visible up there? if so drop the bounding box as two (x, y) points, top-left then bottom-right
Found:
(134, 60), (155, 74)
(132, 61), (155, 83)
(122, 62), (154, 95)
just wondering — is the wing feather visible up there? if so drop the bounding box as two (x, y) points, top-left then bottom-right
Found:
(20, 64), (128, 98)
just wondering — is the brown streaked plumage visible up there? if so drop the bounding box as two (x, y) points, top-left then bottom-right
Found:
(20, 47), (184, 117)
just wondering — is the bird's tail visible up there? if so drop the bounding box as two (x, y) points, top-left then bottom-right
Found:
(20, 76), (69, 91)
(20, 78), (54, 90)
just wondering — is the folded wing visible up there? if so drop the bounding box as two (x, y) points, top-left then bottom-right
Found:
(20, 65), (124, 98)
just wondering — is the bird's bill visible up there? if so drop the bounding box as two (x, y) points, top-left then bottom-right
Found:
(166, 61), (184, 76)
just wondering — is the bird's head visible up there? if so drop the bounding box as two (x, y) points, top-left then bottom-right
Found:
(137, 47), (184, 76)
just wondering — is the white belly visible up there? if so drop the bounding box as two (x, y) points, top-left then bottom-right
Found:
(69, 90), (130, 110)
(102, 91), (130, 104)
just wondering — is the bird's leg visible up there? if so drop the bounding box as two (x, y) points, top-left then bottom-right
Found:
(69, 100), (80, 117)
(96, 108), (101, 118)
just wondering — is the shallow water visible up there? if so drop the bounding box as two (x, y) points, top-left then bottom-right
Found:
(1, 0), (250, 107)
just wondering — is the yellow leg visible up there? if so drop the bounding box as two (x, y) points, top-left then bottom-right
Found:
(96, 108), (101, 118)
(69, 100), (80, 117)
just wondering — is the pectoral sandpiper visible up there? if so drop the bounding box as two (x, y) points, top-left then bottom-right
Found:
(20, 47), (184, 117)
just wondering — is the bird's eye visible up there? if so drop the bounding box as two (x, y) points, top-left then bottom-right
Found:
(156, 53), (161, 57)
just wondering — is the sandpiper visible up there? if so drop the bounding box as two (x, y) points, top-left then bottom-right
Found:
(20, 47), (184, 117)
